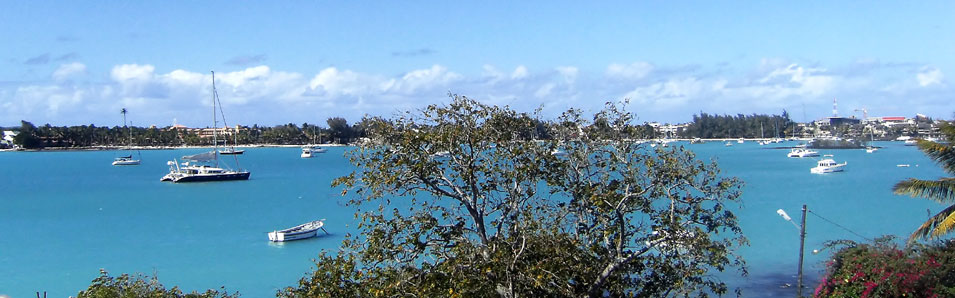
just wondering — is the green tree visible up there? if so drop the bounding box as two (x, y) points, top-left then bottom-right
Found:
(282, 95), (746, 297)
(893, 122), (955, 243)
(77, 269), (238, 298)
(13, 120), (41, 149)
(325, 117), (352, 144)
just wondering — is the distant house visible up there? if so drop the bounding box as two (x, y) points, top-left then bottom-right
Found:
(2, 131), (18, 148)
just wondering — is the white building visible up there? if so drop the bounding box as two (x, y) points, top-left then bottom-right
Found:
(2, 131), (18, 147)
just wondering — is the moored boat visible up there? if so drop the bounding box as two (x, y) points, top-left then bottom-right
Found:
(787, 148), (820, 158)
(161, 71), (250, 183)
(268, 219), (327, 242)
(810, 159), (846, 174)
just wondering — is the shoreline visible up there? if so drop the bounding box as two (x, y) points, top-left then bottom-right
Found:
(0, 143), (348, 152)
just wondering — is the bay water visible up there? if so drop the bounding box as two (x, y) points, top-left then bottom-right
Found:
(0, 142), (947, 297)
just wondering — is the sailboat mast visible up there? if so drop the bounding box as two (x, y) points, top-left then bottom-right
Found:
(211, 71), (219, 167)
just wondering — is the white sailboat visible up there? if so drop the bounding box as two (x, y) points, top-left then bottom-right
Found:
(161, 71), (250, 182)
(112, 108), (141, 166)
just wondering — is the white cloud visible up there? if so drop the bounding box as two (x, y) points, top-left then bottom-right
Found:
(389, 65), (462, 94)
(555, 66), (578, 85)
(623, 77), (705, 107)
(52, 62), (87, 81)
(606, 62), (653, 80)
(535, 83), (555, 98)
(111, 64), (155, 82)
(511, 65), (528, 80)
(3, 59), (952, 127)
(917, 67), (943, 87)
(308, 67), (386, 97)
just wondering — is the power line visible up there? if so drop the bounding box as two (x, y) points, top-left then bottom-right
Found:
(808, 210), (872, 242)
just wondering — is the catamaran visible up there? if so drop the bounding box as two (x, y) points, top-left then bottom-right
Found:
(161, 71), (250, 182)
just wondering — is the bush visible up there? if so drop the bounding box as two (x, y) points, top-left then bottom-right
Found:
(814, 236), (955, 297)
(76, 269), (238, 298)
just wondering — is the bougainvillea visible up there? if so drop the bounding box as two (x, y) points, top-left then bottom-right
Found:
(814, 236), (955, 298)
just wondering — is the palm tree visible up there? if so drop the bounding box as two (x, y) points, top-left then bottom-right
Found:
(893, 123), (955, 243)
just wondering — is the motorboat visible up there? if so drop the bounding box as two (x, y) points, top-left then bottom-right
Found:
(810, 159), (847, 174)
(161, 71), (250, 183)
(301, 146), (312, 158)
(737, 138), (744, 144)
(268, 219), (327, 242)
(866, 147), (878, 153)
(725, 142), (733, 147)
(904, 139), (918, 146)
(787, 148), (820, 158)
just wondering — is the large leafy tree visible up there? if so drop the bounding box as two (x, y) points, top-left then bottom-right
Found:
(893, 123), (955, 243)
(281, 94), (746, 297)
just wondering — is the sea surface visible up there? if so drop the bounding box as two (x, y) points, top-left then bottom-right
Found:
(0, 141), (948, 297)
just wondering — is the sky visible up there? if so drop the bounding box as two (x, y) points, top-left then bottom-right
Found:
(1, 1), (954, 128)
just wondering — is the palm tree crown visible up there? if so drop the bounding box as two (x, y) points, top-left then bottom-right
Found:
(893, 123), (955, 243)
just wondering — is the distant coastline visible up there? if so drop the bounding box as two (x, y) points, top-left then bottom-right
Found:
(0, 143), (346, 152)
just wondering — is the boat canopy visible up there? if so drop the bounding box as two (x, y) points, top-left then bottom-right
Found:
(183, 151), (217, 161)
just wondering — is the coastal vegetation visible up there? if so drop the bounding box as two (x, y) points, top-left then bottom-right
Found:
(5, 118), (368, 149)
(76, 269), (238, 298)
(681, 112), (796, 139)
(279, 95), (747, 297)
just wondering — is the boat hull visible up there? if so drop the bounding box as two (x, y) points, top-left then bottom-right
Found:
(268, 229), (318, 242)
(811, 164), (846, 174)
(112, 160), (141, 166)
(220, 150), (244, 155)
(163, 171), (251, 183)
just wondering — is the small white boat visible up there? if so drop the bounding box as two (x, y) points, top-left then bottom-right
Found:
(737, 138), (744, 144)
(112, 155), (140, 166)
(268, 219), (327, 242)
(787, 148), (820, 158)
(866, 147), (878, 153)
(897, 164), (911, 167)
(301, 147), (312, 158)
(811, 159), (847, 174)
(823, 154), (834, 157)
(219, 148), (245, 155)
(904, 139), (918, 146)
(725, 142), (733, 147)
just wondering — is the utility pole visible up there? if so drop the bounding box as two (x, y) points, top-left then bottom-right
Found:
(797, 204), (807, 297)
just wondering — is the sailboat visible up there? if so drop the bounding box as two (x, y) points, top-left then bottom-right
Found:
(219, 125), (244, 155)
(112, 108), (141, 166)
(301, 127), (326, 158)
(161, 71), (250, 182)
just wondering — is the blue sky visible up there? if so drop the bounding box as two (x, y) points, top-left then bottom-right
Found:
(2, 1), (953, 127)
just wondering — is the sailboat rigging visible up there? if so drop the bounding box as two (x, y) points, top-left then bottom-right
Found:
(161, 71), (250, 182)
(112, 108), (141, 166)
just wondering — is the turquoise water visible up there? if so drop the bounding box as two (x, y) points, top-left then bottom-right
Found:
(0, 142), (947, 297)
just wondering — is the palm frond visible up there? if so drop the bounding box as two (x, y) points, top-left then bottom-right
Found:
(909, 204), (955, 243)
(916, 140), (955, 175)
(893, 178), (955, 203)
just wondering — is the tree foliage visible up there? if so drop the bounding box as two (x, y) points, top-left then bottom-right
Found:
(76, 269), (238, 298)
(282, 94), (747, 297)
(682, 112), (794, 139)
(893, 122), (955, 243)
